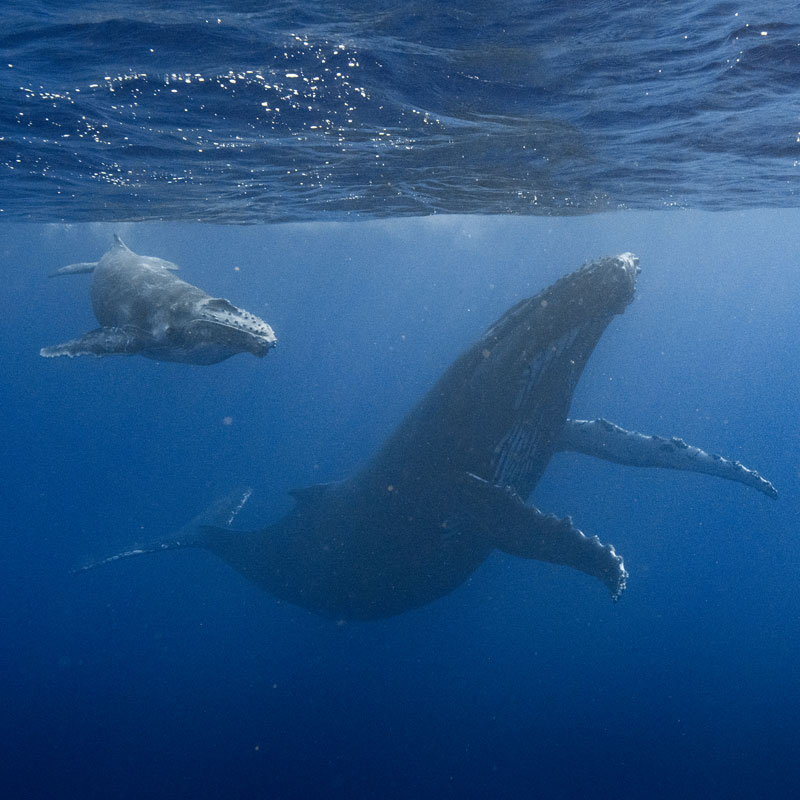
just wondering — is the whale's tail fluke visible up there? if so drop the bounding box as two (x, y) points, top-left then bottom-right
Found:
(49, 261), (99, 277)
(49, 234), (180, 278)
(74, 487), (253, 574)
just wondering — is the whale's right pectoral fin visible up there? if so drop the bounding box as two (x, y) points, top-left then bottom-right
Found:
(458, 473), (627, 600)
(40, 327), (149, 358)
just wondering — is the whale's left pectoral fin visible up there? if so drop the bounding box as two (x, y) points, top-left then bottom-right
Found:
(458, 473), (627, 600)
(40, 326), (150, 358)
(557, 418), (778, 498)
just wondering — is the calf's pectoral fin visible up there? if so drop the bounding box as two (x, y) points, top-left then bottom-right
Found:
(558, 418), (777, 498)
(457, 473), (627, 600)
(40, 326), (150, 358)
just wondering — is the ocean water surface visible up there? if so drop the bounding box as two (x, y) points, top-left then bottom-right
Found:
(2, 0), (798, 221)
(1, 2), (799, 799)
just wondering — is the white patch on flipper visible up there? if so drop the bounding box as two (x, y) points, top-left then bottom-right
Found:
(558, 419), (778, 498)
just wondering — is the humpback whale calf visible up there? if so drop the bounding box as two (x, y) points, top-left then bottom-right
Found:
(83, 254), (776, 619)
(41, 235), (276, 364)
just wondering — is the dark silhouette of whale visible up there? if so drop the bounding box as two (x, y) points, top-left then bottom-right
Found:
(41, 235), (276, 364)
(83, 254), (776, 619)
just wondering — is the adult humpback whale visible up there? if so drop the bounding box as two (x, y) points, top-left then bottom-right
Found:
(41, 235), (276, 364)
(84, 254), (776, 619)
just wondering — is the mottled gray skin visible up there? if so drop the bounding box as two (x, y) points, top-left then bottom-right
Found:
(86, 253), (776, 619)
(205, 254), (641, 618)
(41, 235), (276, 364)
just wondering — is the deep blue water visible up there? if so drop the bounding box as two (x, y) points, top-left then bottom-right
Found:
(2, 3), (800, 800)
(3, 214), (799, 798)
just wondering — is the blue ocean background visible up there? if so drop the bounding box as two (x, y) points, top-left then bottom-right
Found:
(2, 2), (800, 799)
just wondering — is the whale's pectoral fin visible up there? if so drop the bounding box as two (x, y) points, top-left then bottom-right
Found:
(557, 418), (777, 499)
(458, 473), (627, 600)
(48, 261), (98, 277)
(40, 326), (152, 358)
(74, 488), (253, 573)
